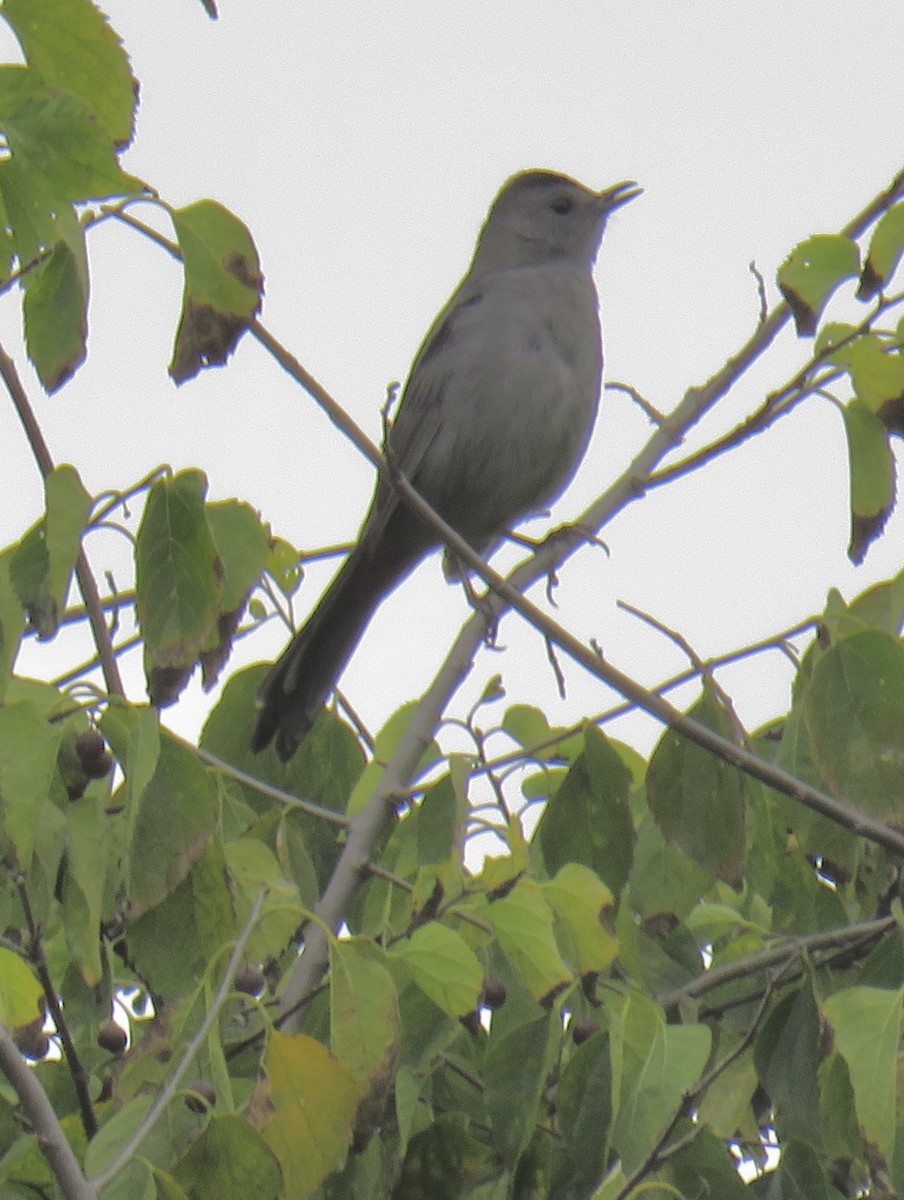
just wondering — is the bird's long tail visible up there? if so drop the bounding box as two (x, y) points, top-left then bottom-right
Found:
(252, 531), (424, 760)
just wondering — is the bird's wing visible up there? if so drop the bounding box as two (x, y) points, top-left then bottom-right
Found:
(362, 281), (485, 544)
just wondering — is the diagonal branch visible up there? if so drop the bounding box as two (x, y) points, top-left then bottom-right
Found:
(0, 343), (124, 698)
(0, 1024), (98, 1200)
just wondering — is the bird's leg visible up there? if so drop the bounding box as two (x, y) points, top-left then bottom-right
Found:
(454, 566), (501, 647)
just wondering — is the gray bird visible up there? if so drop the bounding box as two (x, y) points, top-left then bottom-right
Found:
(253, 169), (639, 760)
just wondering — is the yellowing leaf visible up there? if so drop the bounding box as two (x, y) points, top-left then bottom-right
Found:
(252, 1032), (357, 1197)
(481, 879), (572, 1005)
(822, 986), (903, 1160)
(0, 948), (43, 1027)
(544, 864), (618, 975)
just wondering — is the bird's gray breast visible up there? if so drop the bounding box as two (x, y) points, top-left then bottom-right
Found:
(407, 261), (603, 548)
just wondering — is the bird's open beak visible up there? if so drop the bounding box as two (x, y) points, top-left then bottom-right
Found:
(597, 181), (642, 212)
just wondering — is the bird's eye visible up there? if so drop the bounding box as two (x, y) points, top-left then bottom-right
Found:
(550, 195), (573, 215)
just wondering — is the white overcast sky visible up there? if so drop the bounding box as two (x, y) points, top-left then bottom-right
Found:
(4, 1), (904, 755)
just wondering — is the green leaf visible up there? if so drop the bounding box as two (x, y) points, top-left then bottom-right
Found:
(0, 699), (59, 870)
(550, 1030), (612, 1197)
(204, 499), (268, 614)
(754, 983), (823, 1148)
(0, 549), (25, 700)
(2, 0), (138, 147)
(173, 1113), (281, 1200)
(842, 400), (896, 564)
(347, 701), (440, 815)
(128, 836), (235, 1001)
(330, 940), (400, 1105)
(223, 837), (302, 963)
(202, 665), (357, 893)
(848, 568), (904, 637)
(253, 1031), (357, 1197)
(390, 923), (483, 1018)
(479, 879), (572, 1005)
(535, 725), (635, 894)
(803, 629), (904, 819)
(0, 86), (144, 218)
(666, 1127), (749, 1199)
(627, 812), (711, 923)
(696, 1043), (757, 1139)
(484, 1015), (553, 1166)
(824, 331), (904, 411)
(543, 863), (618, 976)
(822, 985), (903, 1160)
(416, 770), (466, 867)
(169, 200), (263, 384)
(0, 948), (42, 1027)
(500, 703), (579, 759)
(777, 234), (860, 336)
(608, 991), (711, 1174)
(136, 469), (222, 704)
(59, 792), (112, 985)
(767, 1140), (832, 1200)
(265, 536), (303, 599)
(127, 731), (218, 918)
(44, 462), (91, 581)
(101, 703), (161, 824)
(646, 686), (747, 887)
(858, 201), (904, 300)
(818, 1052), (864, 1166)
(9, 464), (91, 638)
(22, 215), (89, 391)
(198, 499), (269, 689)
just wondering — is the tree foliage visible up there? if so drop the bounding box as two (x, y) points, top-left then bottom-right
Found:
(0, 2), (903, 1199)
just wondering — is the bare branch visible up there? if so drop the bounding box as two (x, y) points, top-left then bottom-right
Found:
(0, 1024), (98, 1200)
(0, 343), (125, 697)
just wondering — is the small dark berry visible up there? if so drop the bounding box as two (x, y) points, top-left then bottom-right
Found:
(571, 1017), (601, 1045)
(186, 1079), (217, 1113)
(66, 775), (88, 801)
(14, 1018), (49, 1059)
(234, 966), (266, 997)
(75, 729), (106, 765)
(481, 977), (507, 1010)
(97, 1019), (128, 1055)
(459, 1010), (483, 1037)
(82, 751), (114, 780)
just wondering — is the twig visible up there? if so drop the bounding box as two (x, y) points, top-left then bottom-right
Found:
(656, 914), (894, 1011)
(89, 889), (267, 1192)
(611, 960), (791, 1199)
(0, 343), (124, 697)
(605, 381), (669, 425)
(0, 1024), (98, 1200)
(17, 880), (96, 1140)
(749, 261), (768, 326)
(194, 746), (351, 827)
(477, 616), (813, 774)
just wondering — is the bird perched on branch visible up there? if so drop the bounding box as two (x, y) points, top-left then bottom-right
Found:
(253, 169), (640, 760)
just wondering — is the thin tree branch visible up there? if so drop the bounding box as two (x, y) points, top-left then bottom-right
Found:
(0, 343), (125, 697)
(17, 879), (96, 1140)
(0, 1023), (98, 1200)
(656, 914), (894, 1011)
(610, 960), (792, 1199)
(89, 889), (267, 1193)
(194, 746), (351, 827)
